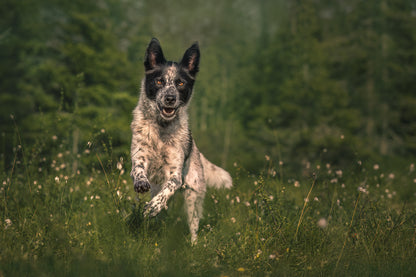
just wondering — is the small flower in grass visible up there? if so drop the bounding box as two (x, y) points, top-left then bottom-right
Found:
(279, 160), (284, 166)
(244, 201), (250, 207)
(235, 196), (240, 203)
(269, 254), (277, 260)
(95, 195), (100, 200)
(101, 129), (105, 133)
(55, 176), (60, 183)
(313, 197), (319, 202)
(373, 164), (379, 170)
(358, 186), (368, 194)
(410, 163), (414, 172)
(117, 162), (123, 171)
(254, 249), (262, 259)
(52, 135), (58, 141)
(4, 219), (12, 229)
(335, 170), (343, 177)
(265, 155), (270, 161)
(340, 134), (345, 140)
(317, 218), (328, 229)
(294, 180), (300, 187)
(237, 267), (245, 272)
(230, 217), (236, 223)
(388, 173), (395, 179)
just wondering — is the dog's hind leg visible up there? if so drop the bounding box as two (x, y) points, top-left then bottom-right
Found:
(184, 188), (205, 244)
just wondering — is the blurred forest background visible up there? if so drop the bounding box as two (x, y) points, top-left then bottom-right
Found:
(1, 0), (416, 174)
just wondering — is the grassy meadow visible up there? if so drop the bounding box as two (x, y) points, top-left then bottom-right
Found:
(1, 125), (415, 276)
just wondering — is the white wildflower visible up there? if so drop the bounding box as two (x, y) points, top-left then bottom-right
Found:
(335, 170), (343, 177)
(317, 218), (328, 229)
(4, 219), (12, 229)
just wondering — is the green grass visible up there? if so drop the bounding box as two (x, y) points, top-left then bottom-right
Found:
(1, 135), (416, 276)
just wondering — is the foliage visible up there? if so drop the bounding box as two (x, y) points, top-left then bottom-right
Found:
(2, 0), (416, 173)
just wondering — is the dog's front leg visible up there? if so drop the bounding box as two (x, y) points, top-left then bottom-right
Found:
(144, 150), (183, 217)
(143, 176), (181, 217)
(130, 135), (151, 193)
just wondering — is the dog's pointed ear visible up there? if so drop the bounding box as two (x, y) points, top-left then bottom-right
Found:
(180, 42), (200, 76)
(144, 38), (166, 71)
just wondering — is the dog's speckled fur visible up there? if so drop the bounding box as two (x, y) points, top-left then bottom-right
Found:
(130, 38), (232, 243)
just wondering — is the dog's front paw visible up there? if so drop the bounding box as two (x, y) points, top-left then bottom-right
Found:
(134, 178), (151, 193)
(143, 195), (167, 217)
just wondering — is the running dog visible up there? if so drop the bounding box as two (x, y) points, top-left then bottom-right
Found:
(130, 38), (232, 243)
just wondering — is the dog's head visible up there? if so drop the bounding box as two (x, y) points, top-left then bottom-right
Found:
(143, 38), (200, 123)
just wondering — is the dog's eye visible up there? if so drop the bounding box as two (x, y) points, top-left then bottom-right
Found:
(177, 81), (184, 87)
(156, 80), (162, 85)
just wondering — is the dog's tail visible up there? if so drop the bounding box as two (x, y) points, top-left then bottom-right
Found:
(200, 153), (232, 189)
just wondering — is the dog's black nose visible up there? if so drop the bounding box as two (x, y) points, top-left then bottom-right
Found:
(165, 95), (176, 105)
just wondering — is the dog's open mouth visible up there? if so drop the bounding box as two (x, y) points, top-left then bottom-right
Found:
(161, 107), (176, 118)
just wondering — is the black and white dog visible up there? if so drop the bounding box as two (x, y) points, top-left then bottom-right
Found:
(130, 38), (232, 243)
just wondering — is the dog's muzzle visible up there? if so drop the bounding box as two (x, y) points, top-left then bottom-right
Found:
(158, 94), (178, 119)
